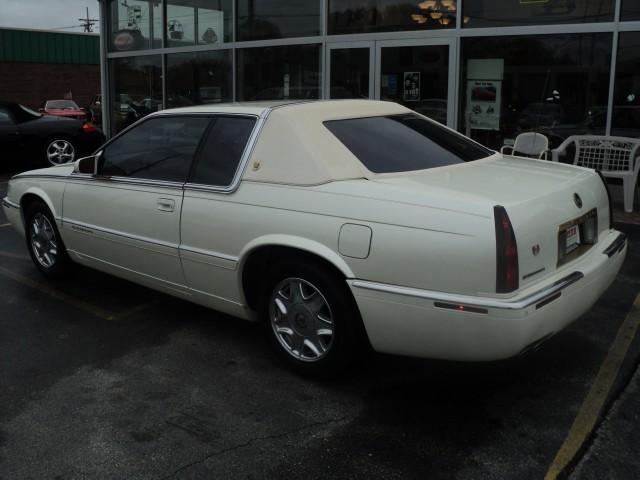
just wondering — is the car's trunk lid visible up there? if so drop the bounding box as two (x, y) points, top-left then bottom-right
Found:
(370, 155), (610, 290)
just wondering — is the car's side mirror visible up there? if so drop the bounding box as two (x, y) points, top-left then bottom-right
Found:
(74, 152), (100, 175)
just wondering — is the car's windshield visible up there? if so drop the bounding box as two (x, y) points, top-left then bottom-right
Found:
(324, 113), (493, 174)
(19, 104), (42, 118)
(46, 100), (79, 109)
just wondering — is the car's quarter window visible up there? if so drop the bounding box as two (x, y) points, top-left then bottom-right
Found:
(100, 116), (211, 182)
(324, 113), (493, 174)
(189, 115), (256, 187)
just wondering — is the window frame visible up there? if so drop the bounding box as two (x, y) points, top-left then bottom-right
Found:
(94, 113), (215, 185)
(186, 113), (261, 189)
(82, 111), (263, 193)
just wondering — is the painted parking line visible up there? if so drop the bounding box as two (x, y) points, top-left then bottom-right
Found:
(0, 250), (30, 261)
(0, 265), (117, 321)
(116, 299), (163, 320)
(545, 293), (640, 479)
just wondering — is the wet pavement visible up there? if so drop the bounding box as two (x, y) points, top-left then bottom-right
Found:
(0, 173), (639, 479)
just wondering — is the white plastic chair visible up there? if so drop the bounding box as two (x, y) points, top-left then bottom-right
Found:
(552, 135), (640, 213)
(501, 132), (550, 160)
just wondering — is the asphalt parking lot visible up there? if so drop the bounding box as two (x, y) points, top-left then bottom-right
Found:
(1, 173), (639, 479)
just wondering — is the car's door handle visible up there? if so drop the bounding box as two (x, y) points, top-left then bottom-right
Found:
(157, 198), (175, 212)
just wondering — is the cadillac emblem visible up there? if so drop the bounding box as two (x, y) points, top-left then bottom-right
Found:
(574, 193), (583, 208)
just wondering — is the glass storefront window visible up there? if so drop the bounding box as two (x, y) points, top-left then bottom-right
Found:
(328, 0), (456, 35)
(329, 48), (371, 99)
(236, 44), (321, 101)
(166, 0), (232, 47)
(622, 0), (640, 21)
(380, 44), (449, 125)
(612, 32), (640, 138)
(236, 0), (321, 41)
(463, 0), (615, 28)
(108, 0), (162, 52)
(109, 55), (162, 134)
(166, 50), (233, 108)
(460, 34), (612, 151)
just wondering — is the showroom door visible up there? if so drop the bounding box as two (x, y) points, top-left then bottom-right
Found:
(325, 42), (375, 100)
(375, 39), (456, 128)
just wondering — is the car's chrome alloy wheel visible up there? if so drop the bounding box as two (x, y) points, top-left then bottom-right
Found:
(46, 139), (75, 165)
(30, 213), (58, 268)
(269, 278), (335, 362)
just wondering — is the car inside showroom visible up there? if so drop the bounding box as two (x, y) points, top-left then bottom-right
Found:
(99, 0), (639, 150)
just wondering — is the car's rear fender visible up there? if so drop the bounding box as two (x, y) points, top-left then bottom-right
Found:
(237, 234), (356, 308)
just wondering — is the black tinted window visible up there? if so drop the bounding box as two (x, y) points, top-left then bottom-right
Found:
(324, 113), (492, 173)
(190, 116), (256, 186)
(100, 116), (210, 182)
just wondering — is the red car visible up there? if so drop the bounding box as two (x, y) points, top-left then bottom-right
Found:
(39, 99), (87, 121)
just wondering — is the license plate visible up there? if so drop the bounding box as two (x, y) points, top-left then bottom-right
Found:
(565, 225), (580, 253)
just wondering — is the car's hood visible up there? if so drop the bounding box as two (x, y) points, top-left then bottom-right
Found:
(368, 154), (593, 206)
(13, 164), (75, 179)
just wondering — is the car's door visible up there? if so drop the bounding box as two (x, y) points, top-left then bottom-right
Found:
(180, 115), (258, 313)
(62, 115), (212, 292)
(0, 106), (21, 162)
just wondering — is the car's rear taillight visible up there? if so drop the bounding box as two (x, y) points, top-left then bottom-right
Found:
(596, 170), (613, 229)
(82, 122), (97, 133)
(494, 205), (519, 294)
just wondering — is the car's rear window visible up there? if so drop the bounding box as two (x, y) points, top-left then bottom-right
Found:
(46, 100), (79, 109)
(324, 113), (493, 173)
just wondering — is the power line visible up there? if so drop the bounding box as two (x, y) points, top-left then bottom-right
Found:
(78, 6), (99, 32)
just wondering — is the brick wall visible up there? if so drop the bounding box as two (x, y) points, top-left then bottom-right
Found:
(0, 62), (100, 109)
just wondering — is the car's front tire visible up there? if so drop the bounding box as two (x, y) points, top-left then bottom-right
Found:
(261, 259), (364, 377)
(25, 202), (73, 278)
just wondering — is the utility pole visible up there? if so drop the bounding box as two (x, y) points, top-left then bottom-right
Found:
(79, 7), (99, 33)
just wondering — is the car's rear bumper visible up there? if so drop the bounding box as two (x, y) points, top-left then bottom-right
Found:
(348, 229), (626, 361)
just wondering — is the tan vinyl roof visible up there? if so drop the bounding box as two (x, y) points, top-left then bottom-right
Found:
(244, 100), (409, 185)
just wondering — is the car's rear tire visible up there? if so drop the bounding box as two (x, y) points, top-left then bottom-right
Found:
(260, 259), (364, 377)
(44, 136), (77, 166)
(24, 202), (73, 278)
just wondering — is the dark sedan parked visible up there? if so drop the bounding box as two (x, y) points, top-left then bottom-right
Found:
(0, 101), (104, 170)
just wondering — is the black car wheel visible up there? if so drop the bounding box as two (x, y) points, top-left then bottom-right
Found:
(44, 137), (76, 165)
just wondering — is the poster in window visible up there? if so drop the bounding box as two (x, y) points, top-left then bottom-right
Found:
(467, 80), (502, 131)
(403, 72), (420, 102)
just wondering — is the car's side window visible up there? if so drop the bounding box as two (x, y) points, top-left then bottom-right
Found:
(100, 116), (211, 182)
(0, 107), (15, 126)
(189, 116), (256, 187)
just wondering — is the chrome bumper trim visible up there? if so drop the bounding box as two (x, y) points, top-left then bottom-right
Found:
(351, 271), (584, 312)
(1, 197), (19, 210)
(603, 233), (627, 258)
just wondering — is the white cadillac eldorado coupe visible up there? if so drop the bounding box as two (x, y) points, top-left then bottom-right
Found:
(2, 100), (627, 376)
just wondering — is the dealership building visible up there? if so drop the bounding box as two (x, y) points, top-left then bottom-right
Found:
(97, 0), (640, 149)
